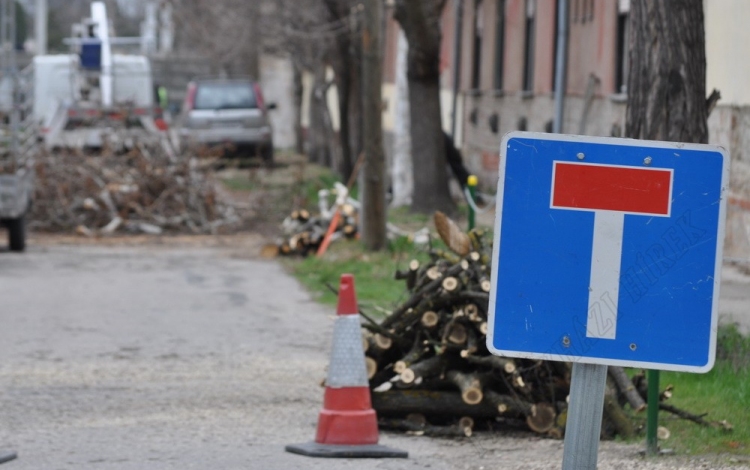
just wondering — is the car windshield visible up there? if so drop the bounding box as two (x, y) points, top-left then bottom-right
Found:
(193, 83), (257, 110)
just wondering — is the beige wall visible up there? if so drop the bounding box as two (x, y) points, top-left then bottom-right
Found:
(705, 0), (750, 106)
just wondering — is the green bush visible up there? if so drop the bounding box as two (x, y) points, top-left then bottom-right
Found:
(716, 324), (750, 372)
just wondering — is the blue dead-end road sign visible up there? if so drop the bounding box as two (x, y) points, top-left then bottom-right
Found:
(487, 132), (728, 372)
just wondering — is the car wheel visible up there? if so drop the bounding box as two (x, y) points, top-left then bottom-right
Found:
(6, 216), (25, 252)
(262, 144), (274, 164)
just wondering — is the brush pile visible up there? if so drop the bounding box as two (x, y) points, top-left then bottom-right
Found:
(29, 141), (240, 235)
(362, 212), (732, 439)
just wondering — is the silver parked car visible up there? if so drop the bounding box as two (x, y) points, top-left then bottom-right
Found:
(178, 79), (276, 162)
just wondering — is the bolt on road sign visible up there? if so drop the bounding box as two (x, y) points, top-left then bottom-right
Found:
(487, 132), (728, 372)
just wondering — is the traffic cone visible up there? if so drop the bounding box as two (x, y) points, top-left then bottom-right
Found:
(285, 274), (408, 458)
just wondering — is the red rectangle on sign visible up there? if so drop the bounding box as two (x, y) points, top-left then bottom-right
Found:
(552, 162), (672, 215)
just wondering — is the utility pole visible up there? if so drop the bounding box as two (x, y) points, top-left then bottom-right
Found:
(360, 0), (386, 250)
(450, 0), (463, 139)
(35, 0), (47, 55)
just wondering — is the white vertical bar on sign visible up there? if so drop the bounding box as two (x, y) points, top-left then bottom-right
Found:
(586, 210), (624, 339)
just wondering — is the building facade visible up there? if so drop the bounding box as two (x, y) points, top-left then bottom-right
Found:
(380, 0), (750, 258)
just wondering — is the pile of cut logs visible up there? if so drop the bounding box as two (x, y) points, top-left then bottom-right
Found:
(275, 203), (359, 256)
(360, 212), (732, 439)
(29, 141), (240, 235)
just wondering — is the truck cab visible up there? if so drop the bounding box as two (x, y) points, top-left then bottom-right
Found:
(34, 1), (159, 150)
(34, 54), (158, 149)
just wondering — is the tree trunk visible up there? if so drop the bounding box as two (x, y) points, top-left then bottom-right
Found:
(391, 29), (413, 207)
(330, 26), (355, 181)
(334, 60), (354, 180)
(318, 0), (359, 179)
(243, 2), (260, 80)
(395, 0), (455, 214)
(308, 65), (332, 166)
(348, 34), (364, 162)
(625, 0), (707, 144)
(292, 62), (305, 155)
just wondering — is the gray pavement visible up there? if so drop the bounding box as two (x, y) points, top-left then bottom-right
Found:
(0, 241), (747, 469)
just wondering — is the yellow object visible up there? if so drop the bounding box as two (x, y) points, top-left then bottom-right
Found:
(467, 175), (478, 187)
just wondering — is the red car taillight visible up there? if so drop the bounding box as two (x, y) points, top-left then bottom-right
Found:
(252, 83), (266, 113)
(184, 82), (197, 111)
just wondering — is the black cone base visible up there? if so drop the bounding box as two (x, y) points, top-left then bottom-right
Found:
(0, 449), (16, 464)
(285, 441), (407, 458)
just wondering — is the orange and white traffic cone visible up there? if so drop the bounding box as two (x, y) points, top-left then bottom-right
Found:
(285, 274), (407, 458)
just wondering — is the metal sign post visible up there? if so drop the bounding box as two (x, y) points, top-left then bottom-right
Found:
(487, 132), (728, 468)
(562, 363), (607, 470)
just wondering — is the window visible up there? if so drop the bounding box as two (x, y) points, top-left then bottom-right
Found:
(522, 0), (536, 92)
(493, 0), (505, 90)
(194, 83), (257, 110)
(615, 0), (630, 94)
(471, 0), (484, 89)
(574, 0), (594, 23)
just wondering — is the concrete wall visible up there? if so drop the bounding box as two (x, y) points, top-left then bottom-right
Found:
(459, 92), (628, 188)
(708, 106), (750, 258)
(259, 55), (296, 149)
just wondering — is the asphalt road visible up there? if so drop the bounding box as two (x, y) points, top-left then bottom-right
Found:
(0, 239), (747, 469)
